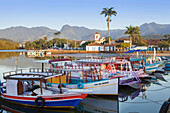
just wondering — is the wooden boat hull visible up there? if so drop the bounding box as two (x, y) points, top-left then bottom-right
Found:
(68, 79), (118, 95)
(0, 93), (87, 108)
(50, 79), (119, 95)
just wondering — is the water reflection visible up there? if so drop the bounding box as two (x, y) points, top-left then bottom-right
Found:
(0, 52), (20, 59)
(78, 96), (118, 113)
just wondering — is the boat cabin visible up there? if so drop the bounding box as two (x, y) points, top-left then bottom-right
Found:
(3, 69), (65, 96)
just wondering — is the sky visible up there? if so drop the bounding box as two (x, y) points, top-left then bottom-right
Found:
(0, 0), (170, 30)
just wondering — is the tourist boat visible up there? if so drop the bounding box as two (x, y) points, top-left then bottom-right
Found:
(74, 58), (145, 85)
(164, 61), (170, 71)
(46, 59), (121, 96)
(0, 69), (87, 108)
(125, 49), (163, 74)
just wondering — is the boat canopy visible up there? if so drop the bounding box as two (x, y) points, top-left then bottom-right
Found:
(75, 59), (113, 64)
(34, 60), (50, 63)
(4, 73), (63, 80)
(49, 59), (72, 64)
(50, 66), (101, 71)
(125, 49), (146, 54)
(33, 59), (72, 64)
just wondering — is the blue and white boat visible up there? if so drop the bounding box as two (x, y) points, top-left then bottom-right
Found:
(46, 59), (120, 96)
(125, 49), (164, 74)
(0, 69), (87, 108)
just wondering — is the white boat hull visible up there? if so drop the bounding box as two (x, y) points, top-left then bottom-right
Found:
(65, 79), (118, 95)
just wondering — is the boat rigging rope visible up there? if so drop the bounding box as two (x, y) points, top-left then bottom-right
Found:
(120, 96), (164, 105)
(146, 84), (170, 91)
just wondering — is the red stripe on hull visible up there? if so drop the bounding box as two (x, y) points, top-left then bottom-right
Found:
(1, 93), (87, 101)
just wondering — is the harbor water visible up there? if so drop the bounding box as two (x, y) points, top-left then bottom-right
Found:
(0, 52), (170, 113)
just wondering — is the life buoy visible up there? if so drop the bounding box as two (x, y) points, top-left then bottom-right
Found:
(35, 97), (45, 108)
(47, 83), (51, 87)
(106, 65), (111, 71)
(77, 83), (83, 89)
(76, 104), (83, 111)
(58, 83), (66, 88)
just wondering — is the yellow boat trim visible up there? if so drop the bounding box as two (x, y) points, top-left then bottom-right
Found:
(69, 83), (118, 89)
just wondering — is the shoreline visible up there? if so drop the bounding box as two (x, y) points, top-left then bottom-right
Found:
(0, 49), (170, 56)
(50, 50), (170, 56)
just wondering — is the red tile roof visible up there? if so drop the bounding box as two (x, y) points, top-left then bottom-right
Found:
(118, 38), (130, 40)
(104, 43), (120, 46)
(86, 42), (103, 46)
(95, 32), (100, 34)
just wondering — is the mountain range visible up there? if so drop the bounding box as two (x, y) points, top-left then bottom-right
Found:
(0, 22), (170, 43)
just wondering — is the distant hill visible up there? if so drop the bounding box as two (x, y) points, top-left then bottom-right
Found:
(143, 34), (165, 39)
(0, 26), (56, 43)
(60, 24), (125, 40)
(140, 22), (170, 35)
(0, 22), (169, 43)
(0, 38), (14, 42)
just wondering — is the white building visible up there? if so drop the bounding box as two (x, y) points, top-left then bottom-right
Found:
(94, 32), (106, 44)
(86, 42), (104, 51)
(63, 43), (69, 49)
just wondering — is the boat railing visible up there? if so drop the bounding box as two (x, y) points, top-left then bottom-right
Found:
(3, 69), (23, 78)
(29, 68), (61, 76)
(29, 68), (47, 73)
(77, 58), (109, 63)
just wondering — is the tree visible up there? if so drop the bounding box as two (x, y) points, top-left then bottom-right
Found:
(43, 35), (48, 41)
(100, 7), (117, 50)
(163, 34), (170, 39)
(54, 31), (61, 38)
(163, 34), (170, 43)
(103, 36), (111, 44)
(124, 26), (141, 49)
(121, 43), (130, 48)
(158, 40), (170, 47)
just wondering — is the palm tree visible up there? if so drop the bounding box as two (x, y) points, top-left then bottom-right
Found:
(124, 26), (141, 50)
(54, 32), (58, 37)
(100, 7), (117, 50)
(54, 31), (61, 38)
(43, 35), (48, 41)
